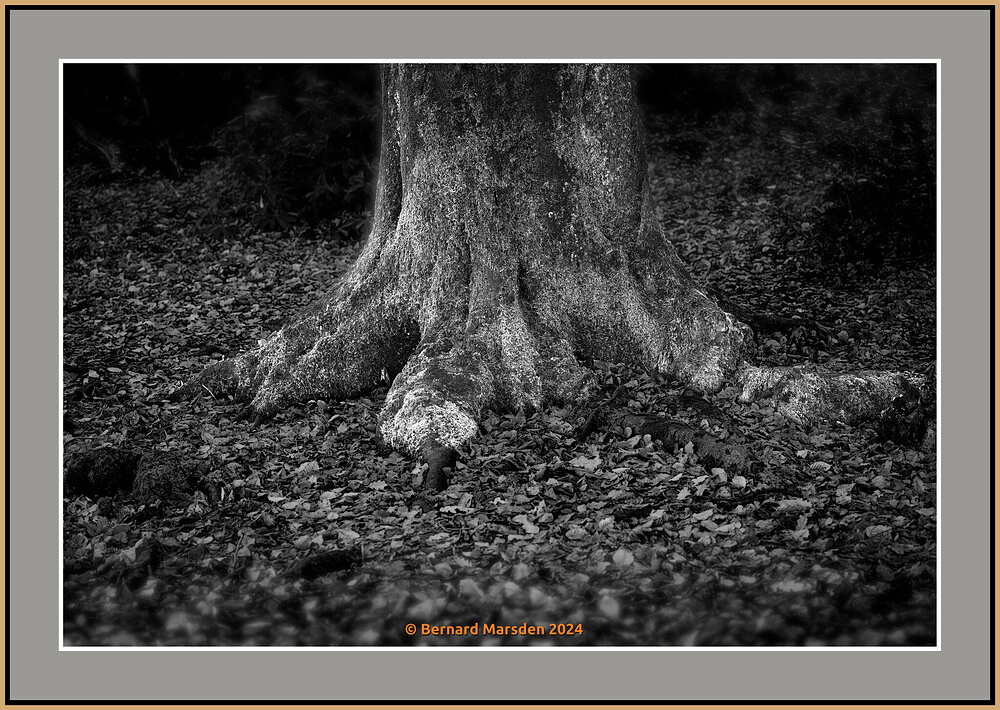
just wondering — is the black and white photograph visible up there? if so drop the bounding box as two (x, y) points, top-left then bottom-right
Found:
(61, 61), (938, 648)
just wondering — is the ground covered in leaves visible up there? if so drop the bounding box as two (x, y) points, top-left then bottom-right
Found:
(63, 104), (937, 647)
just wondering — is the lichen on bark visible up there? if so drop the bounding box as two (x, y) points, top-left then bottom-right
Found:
(177, 63), (930, 476)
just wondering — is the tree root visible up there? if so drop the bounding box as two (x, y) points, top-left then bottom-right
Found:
(573, 384), (628, 441)
(378, 333), (489, 455)
(737, 365), (932, 443)
(614, 413), (751, 474)
(423, 444), (458, 491)
(668, 390), (734, 423)
(377, 305), (597, 457)
(170, 279), (418, 422)
(167, 358), (239, 403)
(574, 386), (750, 474)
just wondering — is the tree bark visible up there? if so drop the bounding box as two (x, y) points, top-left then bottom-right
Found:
(176, 64), (929, 482)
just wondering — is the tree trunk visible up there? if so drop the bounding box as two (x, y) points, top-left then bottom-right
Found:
(176, 64), (929, 482)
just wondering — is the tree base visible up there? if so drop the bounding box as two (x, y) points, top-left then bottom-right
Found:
(172, 64), (932, 488)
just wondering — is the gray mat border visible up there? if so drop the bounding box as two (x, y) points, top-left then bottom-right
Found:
(9, 5), (991, 703)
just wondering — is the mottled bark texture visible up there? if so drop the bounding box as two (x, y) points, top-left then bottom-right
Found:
(177, 64), (929, 481)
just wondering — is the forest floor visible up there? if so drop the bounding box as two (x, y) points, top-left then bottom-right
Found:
(62, 108), (937, 647)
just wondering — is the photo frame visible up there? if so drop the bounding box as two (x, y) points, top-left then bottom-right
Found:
(9, 3), (993, 705)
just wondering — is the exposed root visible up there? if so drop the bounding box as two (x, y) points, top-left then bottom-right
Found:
(654, 300), (751, 395)
(423, 444), (458, 491)
(239, 290), (416, 421)
(615, 413), (751, 474)
(377, 299), (602, 458)
(168, 358), (239, 403)
(537, 337), (598, 404)
(669, 390), (734, 423)
(584, 263), (751, 395)
(573, 384), (628, 441)
(738, 365), (931, 442)
(378, 331), (494, 455)
(574, 385), (751, 474)
(172, 280), (417, 421)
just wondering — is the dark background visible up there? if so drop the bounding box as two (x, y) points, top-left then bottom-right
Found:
(64, 63), (935, 264)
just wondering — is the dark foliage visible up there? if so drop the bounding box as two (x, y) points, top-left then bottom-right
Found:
(63, 64), (246, 178)
(810, 75), (936, 264)
(64, 64), (379, 240)
(640, 64), (935, 264)
(213, 65), (379, 236)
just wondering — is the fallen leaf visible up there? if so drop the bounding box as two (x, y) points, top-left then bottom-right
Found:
(513, 514), (540, 535)
(598, 595), (620, 618)
(566, 525), (587, 540)
(568, 455), (601, 472)
(612, 548), (634, 568)
(777, 498), (812, 512)
(512, 563), (532, 581)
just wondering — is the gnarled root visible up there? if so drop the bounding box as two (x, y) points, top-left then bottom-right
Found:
(615, 413), (751, 474)
(423, 444), (458, 491)
(168, 358), (239, 403)
(380, 305), (583, 427)
(171, 280), (417, 423)
(574, 385), (751, 474)
(378, 331), (489, 455)
(377, 306), (601, 485)
(737, 365), (932, 443)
